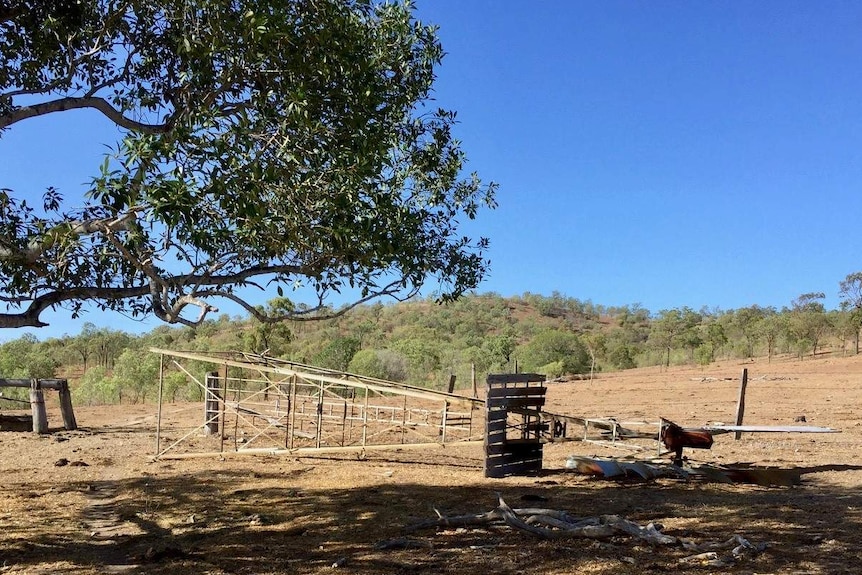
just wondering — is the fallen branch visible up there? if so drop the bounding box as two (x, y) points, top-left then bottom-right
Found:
(601, 514), (677, 545)
(495, 495), (554, 539)
(407, 495), (766, 565)
(407, 504), (584, 532)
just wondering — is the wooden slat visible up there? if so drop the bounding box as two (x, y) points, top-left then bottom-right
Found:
(486, 442), (514, 455)
(486, 434), (507, 445)
(509, 396), (546, 408)
(485, 459), (543, 478)
(486, 420), (508, 431)
(487, 396), (546, 409)
(487, 386), (547, 398)
(486, 462), (544, 477)
(487, 386), (546, 409)
(486, 441), (543, 454)
(485, 442), (542, 455)
(492, 456), (544, 468)
(503, 438), (543, 449)
(486, 435), (507, 446)
(487, 373), (547, 385)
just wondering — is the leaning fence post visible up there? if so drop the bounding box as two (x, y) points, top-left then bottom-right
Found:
(734, 368), (748, 440)
(57, 379), (77, 431)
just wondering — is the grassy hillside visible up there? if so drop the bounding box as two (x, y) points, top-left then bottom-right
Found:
(0, 291), (857, 406)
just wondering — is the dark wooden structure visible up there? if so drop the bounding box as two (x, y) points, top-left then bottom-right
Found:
(0, 378), (77, 433)
(484, 373), (547, 478)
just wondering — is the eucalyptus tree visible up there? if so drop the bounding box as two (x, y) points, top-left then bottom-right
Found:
(788, 292), (830, 358)
(754, 308), (784, 363)
(696, 314), (727, 365)
(830, 308), (857, 356)
(839, 272), (862, 354)
(581, 330), (606, 380)
(648, 307), (701, 368)
(0, 0), (496, 329)
(730, 305), (768, 358)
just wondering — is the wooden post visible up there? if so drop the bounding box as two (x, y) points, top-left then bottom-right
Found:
(29, 379), (48, 434)
(204, 371), (220, 436)
(219, 370), (227, 452)
(400, 395), (407, 444)
(289, 375), (298, 449)
(56, 379), (77, 431)
(447, 374), (456, 394)
(340, 401), (347, 447)
(471, 363), (477, 398)
(156, 353), (164, 455)
(441, 401), (449, 443)
(361, 386), (369, 447)
(315, 379), (324, 449)
(734, 368), (748, 440)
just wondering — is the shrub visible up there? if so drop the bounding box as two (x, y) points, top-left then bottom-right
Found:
(74, 366), (113, 405)
(539, 361), (565, 379)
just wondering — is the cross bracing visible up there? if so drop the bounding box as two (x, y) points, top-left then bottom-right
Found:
(150, 348), (483, 459)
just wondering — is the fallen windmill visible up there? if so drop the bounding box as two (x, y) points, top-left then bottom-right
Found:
(150, 348), (484, 460)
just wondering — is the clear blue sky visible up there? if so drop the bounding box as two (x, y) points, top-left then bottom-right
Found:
(418, 1), (862, 311)
(3, 1), (862, 340)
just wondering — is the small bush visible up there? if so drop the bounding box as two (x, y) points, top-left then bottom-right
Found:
(539, 361), (565, 379)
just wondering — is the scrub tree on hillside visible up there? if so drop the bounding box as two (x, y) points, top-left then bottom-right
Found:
(0, 0), (496, 329)
(787, 292), (829, 358)
(839, 272), (862, 354)
(648, 307), (701, 368)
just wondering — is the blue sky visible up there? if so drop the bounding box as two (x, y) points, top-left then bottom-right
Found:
(418, 1), (862, 311)
(3, 1), (862, 340)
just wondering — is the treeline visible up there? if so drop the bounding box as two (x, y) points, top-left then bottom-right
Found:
(2, 278), (862, 406)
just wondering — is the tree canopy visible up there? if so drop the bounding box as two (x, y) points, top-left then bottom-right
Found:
(0, 0), (496, 328)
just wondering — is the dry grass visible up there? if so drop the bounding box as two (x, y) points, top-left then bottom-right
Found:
(1, 353), (861, 574)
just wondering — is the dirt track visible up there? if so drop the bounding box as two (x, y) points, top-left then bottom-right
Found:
(1, 354), (861, 574)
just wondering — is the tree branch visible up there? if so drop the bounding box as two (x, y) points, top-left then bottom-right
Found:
(0, 96), (173, 133)
(0, 266), (415, 329)
(197, 278), (411, 325)
(0, 261), (326, 328)
(0, 209), (141, 264)
(0, 285), (150, 328)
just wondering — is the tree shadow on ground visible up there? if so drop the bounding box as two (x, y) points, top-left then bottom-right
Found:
(3, 461), (862, 575)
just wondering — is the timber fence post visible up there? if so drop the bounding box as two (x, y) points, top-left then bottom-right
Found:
(734, 368), (748, 440)
(57, 379), (77, 430)
(29, 379), (48, 434)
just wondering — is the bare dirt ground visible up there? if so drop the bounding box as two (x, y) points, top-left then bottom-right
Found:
(1, 353), (861, 574)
